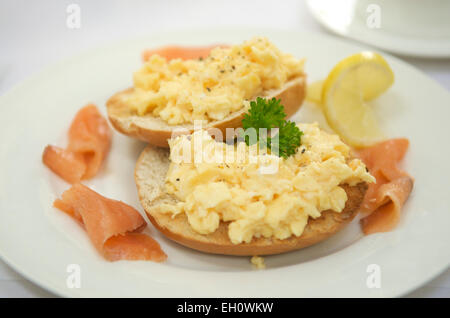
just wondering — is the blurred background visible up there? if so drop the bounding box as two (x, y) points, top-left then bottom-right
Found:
(0, 0), (449, 297)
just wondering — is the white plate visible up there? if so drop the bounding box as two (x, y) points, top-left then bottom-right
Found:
(306, 0), (450, 58)
(0, 28), (449, 298)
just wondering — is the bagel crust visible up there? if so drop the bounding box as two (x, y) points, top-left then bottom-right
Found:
(107, 75), (306, 147)
(135, 146), (368, 256)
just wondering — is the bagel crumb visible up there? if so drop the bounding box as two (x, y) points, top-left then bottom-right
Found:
(251, 256), (266, 269)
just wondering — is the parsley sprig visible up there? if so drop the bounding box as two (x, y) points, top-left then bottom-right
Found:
(242, 97), (303, 158)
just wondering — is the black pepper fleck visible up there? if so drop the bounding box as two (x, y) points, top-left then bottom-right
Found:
(301, 148), (306, 154)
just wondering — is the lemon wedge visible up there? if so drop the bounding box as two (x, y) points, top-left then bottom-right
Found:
(306, 80), (324, 104)
(321, 52), (394, 148)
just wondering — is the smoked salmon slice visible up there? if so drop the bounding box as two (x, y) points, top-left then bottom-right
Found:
(357, 138), (414, 235)
(104, 233), (167, 262)
(360, 177), (413, 235)
(142, 44), (226, 62)
(42, 146), (87, 184)
(43, 104), (111, 183)
(54, 184), (167, 262)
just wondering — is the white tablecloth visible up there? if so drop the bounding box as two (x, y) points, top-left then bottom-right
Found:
(0, 0), (449, 298)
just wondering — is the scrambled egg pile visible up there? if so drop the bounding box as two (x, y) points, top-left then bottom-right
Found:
(127, 37), (304, 125)
(161, 123), (374, 244)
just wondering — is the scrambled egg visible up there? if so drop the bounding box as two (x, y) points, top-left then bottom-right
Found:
(251, 256), (266, 270)
(127, 37), (304, 125)
(161, 123), (375, 244)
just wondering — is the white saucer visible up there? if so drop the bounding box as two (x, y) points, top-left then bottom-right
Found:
(307, 0), (450, 58)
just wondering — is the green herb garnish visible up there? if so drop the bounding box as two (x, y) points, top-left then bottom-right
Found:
(242, 97), (303, 158)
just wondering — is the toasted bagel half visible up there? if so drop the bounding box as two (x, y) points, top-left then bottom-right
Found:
(135, 145), (368, 256)
(107, 75), (306, 148)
